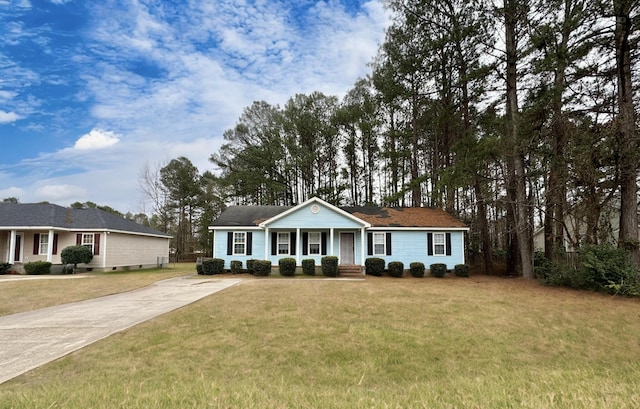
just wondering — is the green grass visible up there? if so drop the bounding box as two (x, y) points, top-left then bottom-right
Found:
(2, 276), (640, 408)
(0, 263), (194, 316)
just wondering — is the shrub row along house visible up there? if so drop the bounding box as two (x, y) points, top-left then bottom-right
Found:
(208, 197), (469, 274)
(0, 203), (171, 272)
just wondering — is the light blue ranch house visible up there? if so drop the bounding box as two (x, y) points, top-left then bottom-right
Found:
(208, 197), (469, 275)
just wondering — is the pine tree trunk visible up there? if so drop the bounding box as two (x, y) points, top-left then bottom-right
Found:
(411, 81), (421, 207)
(505, 0), (534, 278)
(475, 180), (494, 275)
(614, 0), (640, 267)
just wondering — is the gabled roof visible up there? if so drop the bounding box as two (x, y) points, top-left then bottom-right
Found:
(209, 199), (468, 229)
(0, 203), (171, 237)
(343, 207), (468, 228)
(260, 197), (370, 228)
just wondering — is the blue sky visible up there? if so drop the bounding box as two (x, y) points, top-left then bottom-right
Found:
(0, 0), (389, 213)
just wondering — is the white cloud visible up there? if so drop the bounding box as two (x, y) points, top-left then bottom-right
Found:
(0, 110), (22, 123)
(0, 90), (17, 103)
(35, 184), (87, 202)
(0, 0), (31, 8)
(0, 1), (391, 212)
(0, 187), (25, 201)
(165, 137), (222, 171)
(73, 129), (120, 150)
(81, 0), (391, 143)
(11, 135), (221, 211)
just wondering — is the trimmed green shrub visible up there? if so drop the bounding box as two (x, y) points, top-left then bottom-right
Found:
(430, 263), (447, 278)
(302, 259), (315, 275)
(253, 260), (272, 277)
(409, 262), (425, 278)
(196, 263), (204, 275)
(202, 259), (215, 275)
(321, 256), (339, 277)
(230, 260), (243, 274)
(279, 258), (297, 276)
(0, 262), (11, 275)
(365, 257), (385, 276)
(202, 258), (225, 275)
(60, 245), (93, 270)
(24, 261), (52, 275)
(213, 258), (225, 274)
(388, 261), (404, 278)
(454, 264), (470, 277)
(246, 259), (257, 275)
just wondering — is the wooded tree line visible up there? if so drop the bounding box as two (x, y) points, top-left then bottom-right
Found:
(140, 0), (639, 274)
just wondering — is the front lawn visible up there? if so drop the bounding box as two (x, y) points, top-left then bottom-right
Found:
(2, 276), (640, 408)
(0, 263), (194, 316)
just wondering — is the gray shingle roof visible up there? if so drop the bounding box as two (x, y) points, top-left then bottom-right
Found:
(0, 203), (171, 237)
(209, 206), (292, 226)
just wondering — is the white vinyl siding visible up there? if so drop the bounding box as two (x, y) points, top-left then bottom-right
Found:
(103, 232), (170, 269)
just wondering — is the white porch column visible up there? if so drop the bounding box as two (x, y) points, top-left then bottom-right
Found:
(361, 227), (366, 265)
(102, 231), (108, 268)
(296, 228), (300, 265)
(461, 231), (466, 265)
(264, 227), (269, 260)
(212, 230), (216, 258)
(47, 229), (54, 262)
(8, 230), (16, 263)
(330, 228), (334, 256)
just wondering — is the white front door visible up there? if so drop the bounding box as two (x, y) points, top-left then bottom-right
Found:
(340, 233), (355, 264)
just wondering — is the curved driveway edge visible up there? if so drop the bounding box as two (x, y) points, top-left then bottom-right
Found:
(0, 276), (242, 385)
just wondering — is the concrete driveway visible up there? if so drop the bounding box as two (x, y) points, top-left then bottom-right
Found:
(0, 276), (242, 384)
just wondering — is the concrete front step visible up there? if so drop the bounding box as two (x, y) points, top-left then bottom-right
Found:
(338, 265), (364, 277)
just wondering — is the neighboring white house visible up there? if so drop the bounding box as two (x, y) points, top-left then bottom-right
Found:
(208, 197), (469, 273)
(533, 203), (640, 252)
(0, 203), (171, 272)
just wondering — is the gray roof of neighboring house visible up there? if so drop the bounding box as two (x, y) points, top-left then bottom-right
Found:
(209, 206), (292, 226)
(0, 203), (171, 237)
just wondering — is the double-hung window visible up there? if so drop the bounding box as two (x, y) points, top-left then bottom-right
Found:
(367, 232), (391, 256)
(39, 234), (49, 255)
(82, 233), (94, 254)
(233, 232), (246, 255)
(373, 232), (386, 256)
(433, 233), (446, 255)
(308, 232), (321, 255)
(278, 232), (290, 255)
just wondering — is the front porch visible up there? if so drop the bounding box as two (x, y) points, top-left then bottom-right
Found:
(0, 230), (58, 264)
(261, 227), (367, 268)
